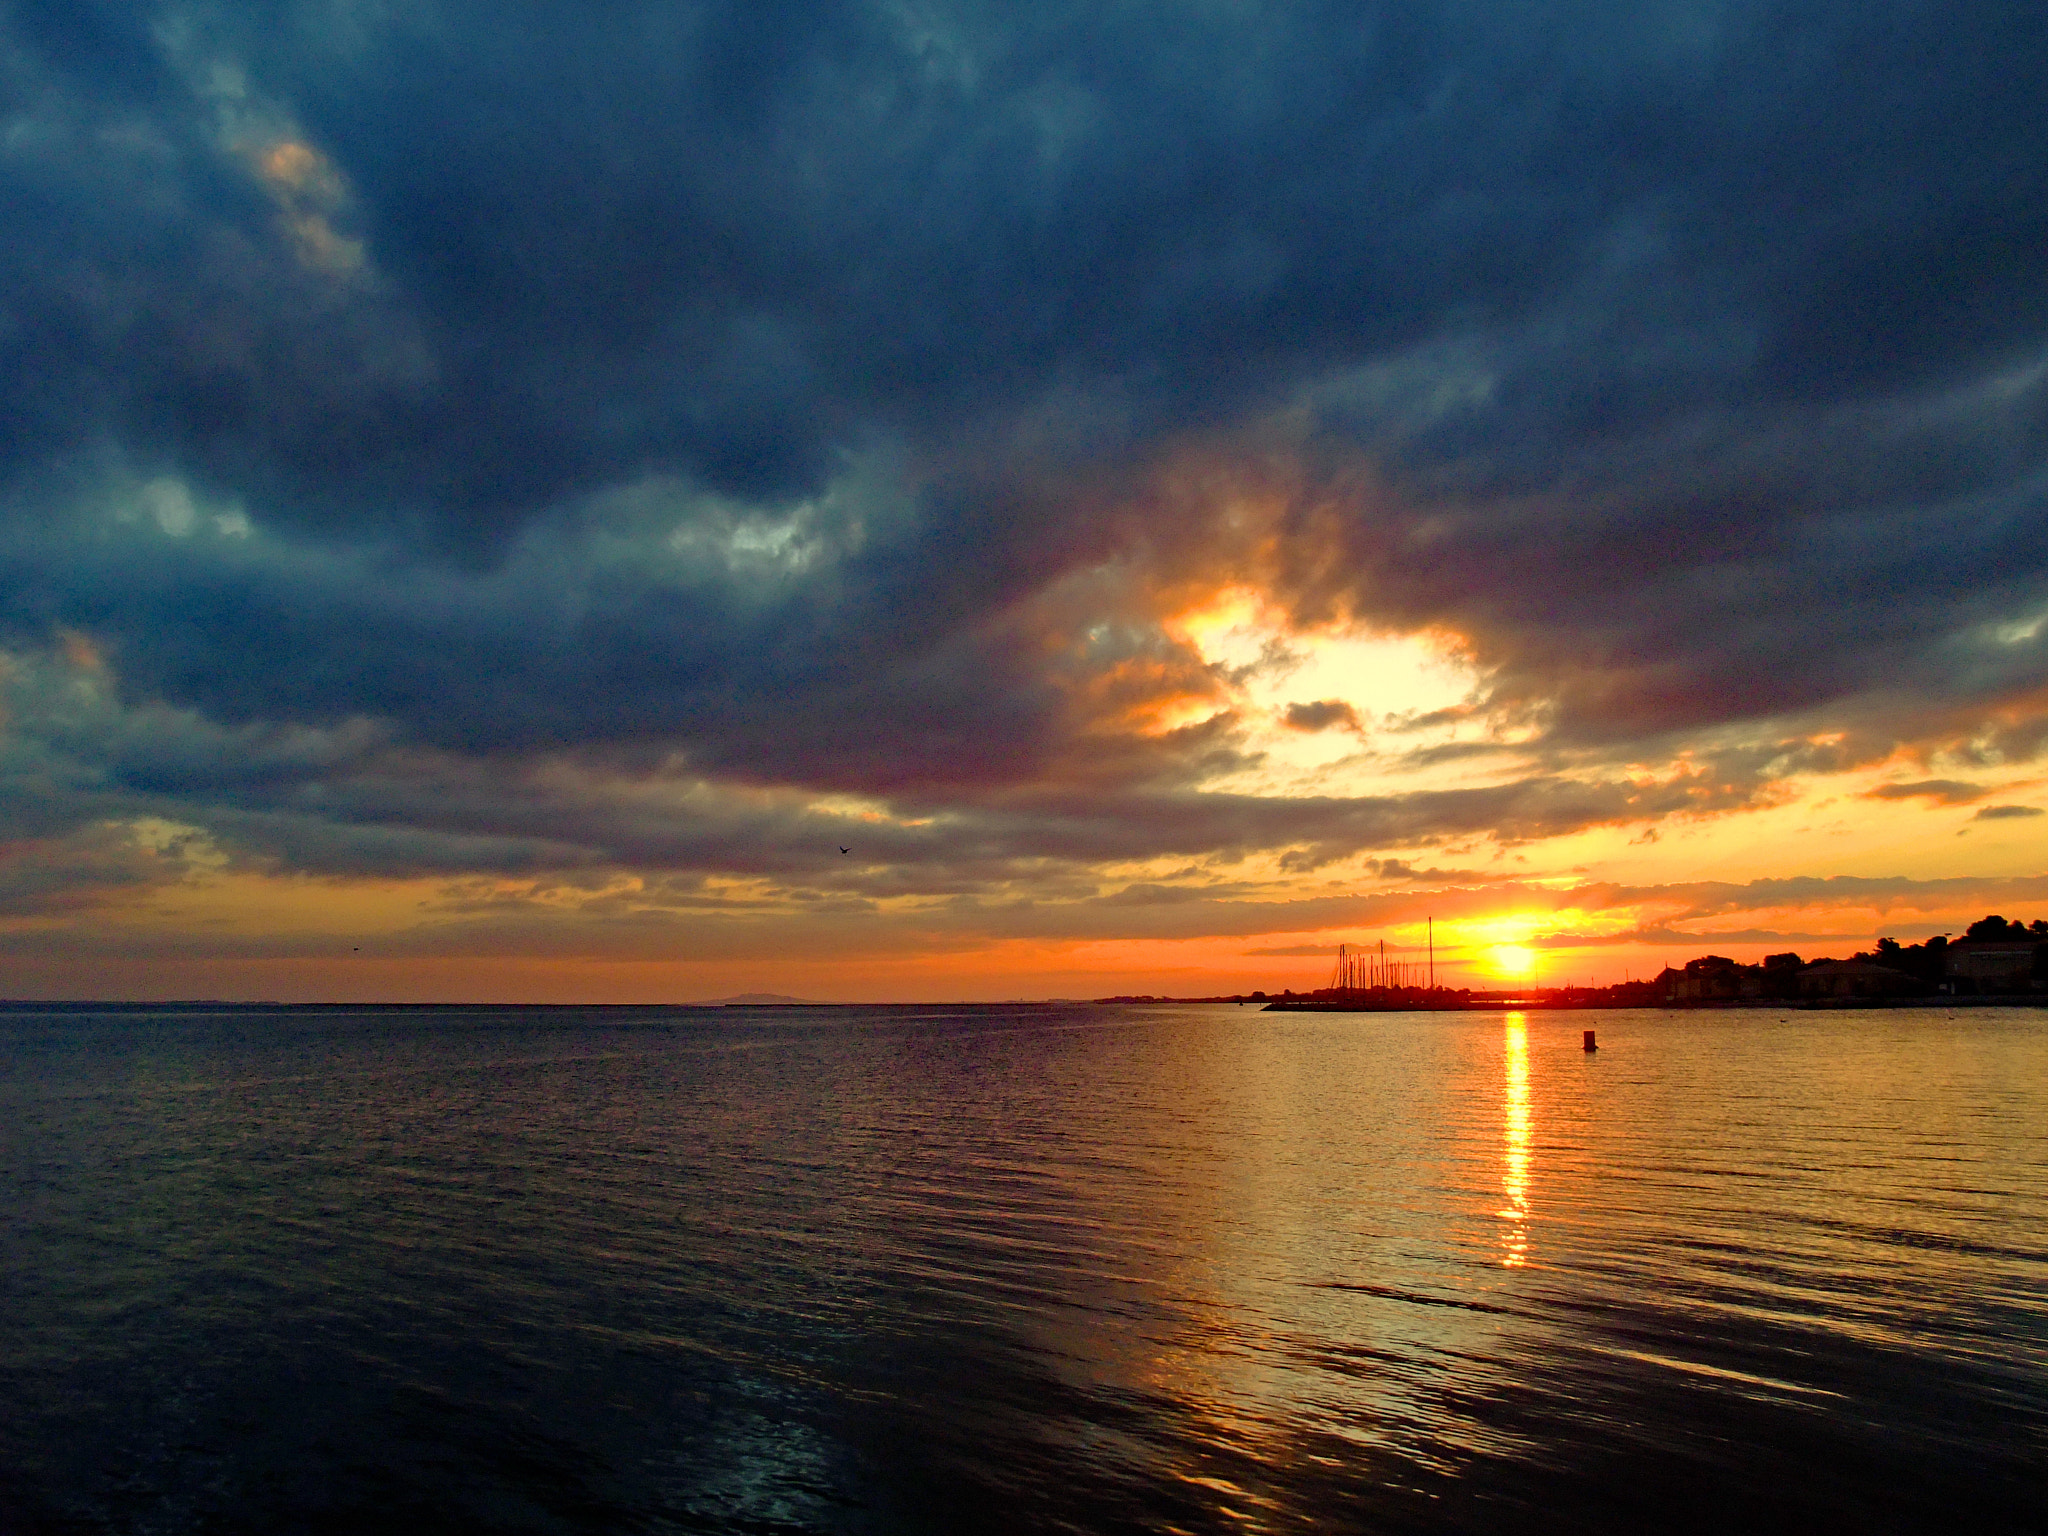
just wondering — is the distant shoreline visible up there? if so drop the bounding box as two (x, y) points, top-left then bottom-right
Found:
(1264, 995), (2048, 1012)
(1, 995), (2042, 1013)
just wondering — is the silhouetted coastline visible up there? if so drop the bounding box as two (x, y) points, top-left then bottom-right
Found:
(1229, 913), (2048, 1011)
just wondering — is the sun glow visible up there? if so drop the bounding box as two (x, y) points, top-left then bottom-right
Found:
(1486, 943), (1538, 980)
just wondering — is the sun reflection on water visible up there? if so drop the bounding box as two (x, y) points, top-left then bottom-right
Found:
(1501, 1012), (1531, 1267)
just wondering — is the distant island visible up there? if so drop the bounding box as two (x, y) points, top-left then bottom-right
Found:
(694, 992), (823, 1006)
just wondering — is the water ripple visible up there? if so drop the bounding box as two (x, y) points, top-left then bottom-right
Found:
(2, 1004), (2043, 1533)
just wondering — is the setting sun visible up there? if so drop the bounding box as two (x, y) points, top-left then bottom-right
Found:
(1487, 943), (1538, 980)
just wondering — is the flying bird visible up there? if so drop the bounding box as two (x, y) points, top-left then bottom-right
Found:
(839, 846), (850, 854)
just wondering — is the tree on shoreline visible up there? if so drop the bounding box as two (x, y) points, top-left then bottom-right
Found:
(1657, 915), (2047, 1001)
(1856, 916), (2047, 989)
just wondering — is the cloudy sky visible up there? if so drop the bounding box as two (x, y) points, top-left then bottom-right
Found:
(4, 0), (2046, 1000)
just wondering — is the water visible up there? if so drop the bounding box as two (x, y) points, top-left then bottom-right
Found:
(3, 1003), (2043, 1534)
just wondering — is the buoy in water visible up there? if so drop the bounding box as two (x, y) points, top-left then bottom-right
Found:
(1583, 1029), (1598, 1052)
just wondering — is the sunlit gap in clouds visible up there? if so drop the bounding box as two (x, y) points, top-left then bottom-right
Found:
(1163, 586), (1493, 797)
(1500, 1013), (1531, 1269)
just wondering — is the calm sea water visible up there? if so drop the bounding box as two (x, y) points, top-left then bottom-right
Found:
(2, 1003), (2043, 1534)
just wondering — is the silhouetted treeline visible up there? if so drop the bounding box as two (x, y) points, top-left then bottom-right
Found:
(1660, 914), (2046, 1004)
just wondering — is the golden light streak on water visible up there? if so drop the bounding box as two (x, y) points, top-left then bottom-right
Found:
(1500, 1011), (1531, 1268)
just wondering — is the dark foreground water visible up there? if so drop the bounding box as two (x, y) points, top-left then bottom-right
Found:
(3, 1003), (2043, 1534)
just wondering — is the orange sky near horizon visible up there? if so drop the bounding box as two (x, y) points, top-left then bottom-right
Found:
(5, 607), (2043, 1003)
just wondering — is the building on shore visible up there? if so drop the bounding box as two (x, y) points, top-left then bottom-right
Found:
(1657, 955), (1769, 1002)
(1658, 953), (1920, 1004)
(1795, 959), (1920, 1000)
(1943, 938), (2040, 992)
(1647, 915), (2044, 1005)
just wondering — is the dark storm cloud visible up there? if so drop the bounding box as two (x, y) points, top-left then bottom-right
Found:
(1866, 779), (1991, 805)
(0, 819), (177, 914)
(3, 1), (2048, 881)
(1, 618), (1803, 909)
(1362, 859), (1488, 882)
(1282, 699), (1361, 733)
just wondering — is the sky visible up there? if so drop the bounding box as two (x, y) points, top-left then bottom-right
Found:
(3, 0), (2047, 1001)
